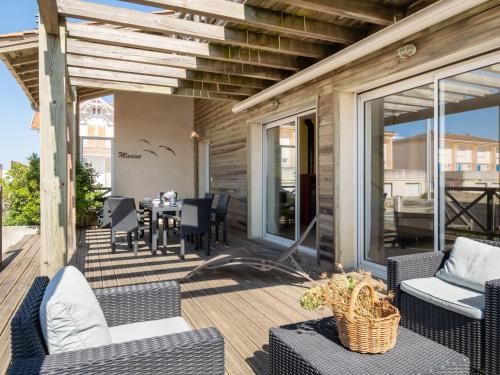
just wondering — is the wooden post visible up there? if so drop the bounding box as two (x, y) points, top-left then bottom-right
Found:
(39, 20), (69, 277)
(66, 86), (77, 261)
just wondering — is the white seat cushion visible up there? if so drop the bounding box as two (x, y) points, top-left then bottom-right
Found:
(401, 277), (485, 320)
(436, 237), (500, 292)
(109, 316), (192, 344)
(39, 266), (112, 354)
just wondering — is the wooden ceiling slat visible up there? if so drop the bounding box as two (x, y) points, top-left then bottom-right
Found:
(58, 0), (333, 58)
(67, 39), (289, 81)
(66, 23), (303, 71)
(68, 66), (261, 96)
(67, 54), (271, 89)
(71, 77), (175, 95)
(71, 76), (246, 100)
(277, 0), (399, 26)
(119, 0), (364, 44)
(68, 66), (180, 87)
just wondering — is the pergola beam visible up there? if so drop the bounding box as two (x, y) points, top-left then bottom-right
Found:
(66, 23), (303, 71)
(68, 66), (180, 87)
(67, 54), (270, 89)
(68, 66), (260, 96)
(71, 77), (174, 95)
(57, 0), (333, 58)
(67, 39), (288, 81)
(37, 0), (60, 35)
(277, 0), (399, 26)
(71, 76), (246, 101)
(120, 0), (363, 44)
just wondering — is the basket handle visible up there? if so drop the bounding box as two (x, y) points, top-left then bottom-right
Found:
(347, 281), (379, 319)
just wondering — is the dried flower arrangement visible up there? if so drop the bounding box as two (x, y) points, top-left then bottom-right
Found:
(300, 265), (400, 353)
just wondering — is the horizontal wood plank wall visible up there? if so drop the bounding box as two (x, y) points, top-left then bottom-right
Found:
(194, 3), (500, 261)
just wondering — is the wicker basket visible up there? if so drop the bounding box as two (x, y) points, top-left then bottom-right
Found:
(332, 281), (400, 354)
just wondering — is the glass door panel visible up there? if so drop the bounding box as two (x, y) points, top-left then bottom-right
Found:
(298, 114), (317, 248)
(364, 84), (435, 266)
(265, 122), (296, 240)
(438, 65), (500, 249)
(81, 138), (113, 188)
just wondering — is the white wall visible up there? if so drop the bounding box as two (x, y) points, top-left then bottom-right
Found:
(114, 92), (195, 201)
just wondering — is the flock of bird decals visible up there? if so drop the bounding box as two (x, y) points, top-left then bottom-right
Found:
(138, 138), (177, 158)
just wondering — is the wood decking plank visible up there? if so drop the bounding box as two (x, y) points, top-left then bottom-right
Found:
(1, 230), (327, 374)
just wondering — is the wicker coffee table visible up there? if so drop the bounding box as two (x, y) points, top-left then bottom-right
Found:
(269, 318), (469, 375)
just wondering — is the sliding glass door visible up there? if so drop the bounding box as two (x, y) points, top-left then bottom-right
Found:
(263, 111), (317, 246)
(265, 120), (297, 240)
(438, 64), (500, 250)
(360, 56), (500, 273)
(363, 84), (435, 267)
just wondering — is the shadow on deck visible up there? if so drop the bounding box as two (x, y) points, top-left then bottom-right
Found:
(0, 229), (328, 375)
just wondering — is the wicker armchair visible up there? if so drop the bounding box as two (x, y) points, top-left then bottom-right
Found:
(9, 277), (224, 374)
(387, 239), (500, 374)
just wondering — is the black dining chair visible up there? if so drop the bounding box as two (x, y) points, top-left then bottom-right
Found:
(204, 192), (215, 205)
(164, 198), (212, 259)
(211, 193), (230, 245)
(98, 195), (125, 229)
(109, 197), (146, 256)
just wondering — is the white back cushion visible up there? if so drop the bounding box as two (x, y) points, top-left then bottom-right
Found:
(39, 266), (112, 354)
(436, 237), (500, 292)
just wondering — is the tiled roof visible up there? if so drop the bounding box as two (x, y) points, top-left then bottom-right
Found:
(30, 112), (40, 130)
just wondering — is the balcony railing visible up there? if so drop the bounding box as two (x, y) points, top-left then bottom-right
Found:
(445, 186), (500, 240)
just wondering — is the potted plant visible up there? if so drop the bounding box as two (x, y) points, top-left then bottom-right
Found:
(300, 267), (400, 354)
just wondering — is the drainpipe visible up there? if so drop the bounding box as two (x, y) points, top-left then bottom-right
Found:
(232, 0), (490, 114)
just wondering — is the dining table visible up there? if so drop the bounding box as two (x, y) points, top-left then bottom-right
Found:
(139, 200), (182, 254)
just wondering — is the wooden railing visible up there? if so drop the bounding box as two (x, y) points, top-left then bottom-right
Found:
(445, 186), (500, 240)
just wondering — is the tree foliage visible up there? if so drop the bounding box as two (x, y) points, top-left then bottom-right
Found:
(1, 154), (103, 226)
(1, 154), (40, 226)
(76, 161), (103, 223)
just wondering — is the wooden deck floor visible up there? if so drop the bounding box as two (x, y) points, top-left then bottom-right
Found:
(0, 229), (328, 374)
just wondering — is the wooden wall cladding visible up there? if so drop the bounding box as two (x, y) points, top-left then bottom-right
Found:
(194, 4), (500, 262)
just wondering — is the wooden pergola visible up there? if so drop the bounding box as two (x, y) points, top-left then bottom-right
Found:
(0, 0), (433, 276)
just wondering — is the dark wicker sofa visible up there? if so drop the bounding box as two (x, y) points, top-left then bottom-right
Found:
(8, 277), (224, 374)
(387, 239), (500, 374)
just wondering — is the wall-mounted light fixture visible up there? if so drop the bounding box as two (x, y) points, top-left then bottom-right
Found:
(269, 100), (279, 111)
(397, 44), (417, 59)
(190, 130), (200, 140)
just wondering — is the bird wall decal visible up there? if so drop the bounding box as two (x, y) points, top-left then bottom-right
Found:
(158, 145), (177, 157)
(143, 149), (159, 157)
(138, 138), (152, 145)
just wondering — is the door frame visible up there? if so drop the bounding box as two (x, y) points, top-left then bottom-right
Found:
(261, 109), (317, 248)
(198, 140), (210, 198)
(356, 50), (500, 277)
(79, 135), (115, 192)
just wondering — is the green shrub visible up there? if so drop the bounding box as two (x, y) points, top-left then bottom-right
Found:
(76, 161), (103, 225)
(1, 154), (40, 226)
(1, 154), (103, 226)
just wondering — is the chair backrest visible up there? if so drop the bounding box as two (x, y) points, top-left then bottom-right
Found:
(100, 196), (126, 228)
(11, 276), (50, 360)
(181, 198), (212, 235)
(109, 197), (138, 232)
(215, 193), (230, 214)
(204, 192), (215, 206)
